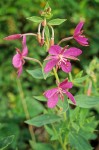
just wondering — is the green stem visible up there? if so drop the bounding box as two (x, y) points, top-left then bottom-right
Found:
(69, 72), (73, 81)
(16, 79), (36, 142)
(53, 67), (60, 84)
(51, 124), (66, 150)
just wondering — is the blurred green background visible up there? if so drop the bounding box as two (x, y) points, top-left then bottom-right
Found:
(0, 0), (99, 149)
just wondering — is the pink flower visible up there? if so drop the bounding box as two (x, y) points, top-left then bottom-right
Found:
(12, 35), (28, 77)
(4, 34), (22, 40)
(44, 78), (76, 108)
(73, 22), (88, 46)
(44, 45), (82, 73)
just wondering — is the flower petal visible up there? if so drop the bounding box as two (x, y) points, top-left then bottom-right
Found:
(59, 79), (73, 89)
(4, 34), (22, 40)
(44, 59), (58, 73)
(22, 35), (28, 56)
(75, 36), (88, 46)
(61, 61), (72, 73)
(74, 22), (84, 35)
(12, 54), (22, 68)
(63, 47), (82, 57)
(44, 88), (58, 98)
(47, 93), (59, 108)
(64, 91), (76, 104)
(49, 45), (61, 55)
(22, 46), (28, 56)
(17, 66), (23, 77)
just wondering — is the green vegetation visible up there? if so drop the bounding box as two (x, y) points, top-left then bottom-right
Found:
(0, 0), (99, 149)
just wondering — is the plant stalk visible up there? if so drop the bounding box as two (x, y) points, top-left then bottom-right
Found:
(16, 79), (36, 142)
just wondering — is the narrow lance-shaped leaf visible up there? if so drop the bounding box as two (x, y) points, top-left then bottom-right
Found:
(26, 68), (44, 79)
(48, 18), (66, 25)
(25, 114), (62, 127)
(33, 95), (47, 102)
(27, 16), (43, 23)
(69, 94), (99, 108)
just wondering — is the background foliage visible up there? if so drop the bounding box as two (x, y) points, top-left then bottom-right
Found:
(0, 0), (99, 149)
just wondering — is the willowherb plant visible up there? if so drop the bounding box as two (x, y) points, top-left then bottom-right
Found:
(4, 2), (99, 150)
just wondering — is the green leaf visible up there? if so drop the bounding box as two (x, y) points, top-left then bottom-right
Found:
(48, 18), (66, 25)
(44, 2), (50, 10)
(73, 95), (99, 108)
(45, 125), (53, 136)
(69, 132), (92, 150)
(44, 25), (50, 40)
(27, 16), (43, 23)
(26, 97), (44, 118)
(73, 75), (88, 83)
(26, 68), (44, 79)
(75, 70), (83, 78)
(30, 141), (54, 150)
(57, 97), (69, 112)
(33, 95), (47, 102)
(0, 135), (14, 150)
(25, 114), (62, 127)
(14, 96), (44, 118)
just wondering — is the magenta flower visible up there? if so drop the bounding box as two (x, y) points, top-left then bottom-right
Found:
(44, 79), (76, 108)
(44, 45), (82, 73)
(4, 34), (22, 40)
(73, 22), (88, 46)
(12, 35), (28, 77)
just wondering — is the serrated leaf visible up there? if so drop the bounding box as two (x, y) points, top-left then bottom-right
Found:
(69, 132), (92, 150)
(48, 19), (66, 25)
(72, 95), (99, 108)
(26, 68), (44, 79)
(27, 16), (43, 23)
(33, 95), (47, 102)
(0, 135), (14, 150)
(25, 114), (62, 127)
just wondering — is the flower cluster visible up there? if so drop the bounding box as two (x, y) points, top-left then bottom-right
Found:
(4, 20), (88, 108)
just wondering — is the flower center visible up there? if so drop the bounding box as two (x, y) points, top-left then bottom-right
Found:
(58, 54), (67, 66)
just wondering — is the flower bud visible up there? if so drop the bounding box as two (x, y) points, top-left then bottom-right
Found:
(50, 38), (54, 46)
(42, 19), (46, 27)
(40, 38), (45, 46)
(47, 7), (51, 13)
(37, 33), (41, 44)
(4, 34), (22, 40)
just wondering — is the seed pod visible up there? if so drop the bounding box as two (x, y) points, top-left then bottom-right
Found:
(37, 33), (41, 45)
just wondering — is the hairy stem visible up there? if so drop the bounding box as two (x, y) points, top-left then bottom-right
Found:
(58, 36), (73, 45)
(23, 33), (37, 36)
(24, 56), (42, 67)
(16, 79), (36, 142)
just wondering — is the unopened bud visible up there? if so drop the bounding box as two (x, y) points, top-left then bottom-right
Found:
(4, 34), (22, 40)
(37, 33), (41, 44)
(42, 19), (46, 27)
(47, 7), (51, 13)
(50, 38), (54, 46)
(40, 38), (45, 46)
